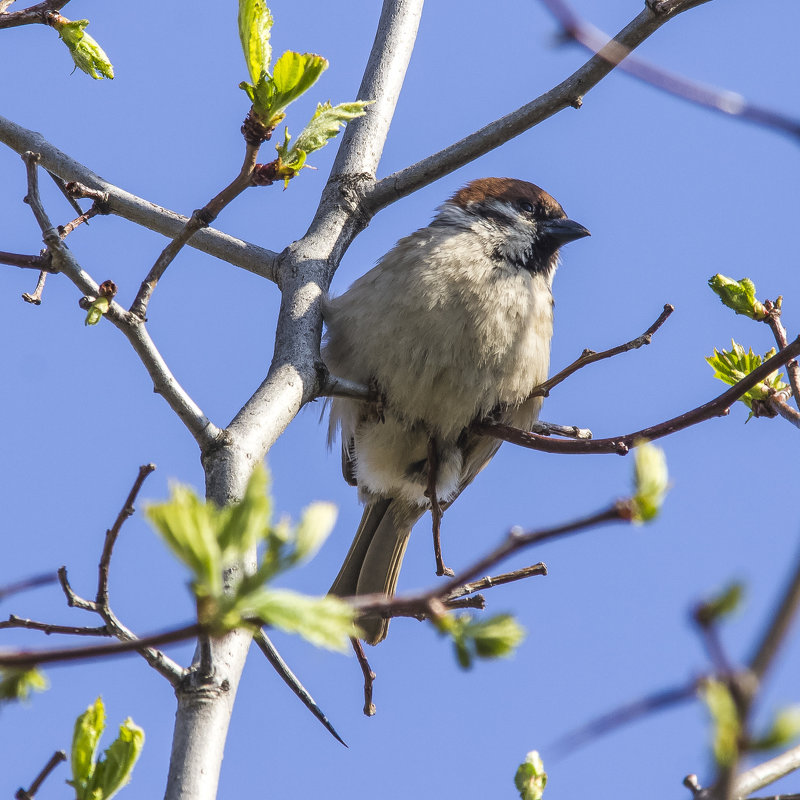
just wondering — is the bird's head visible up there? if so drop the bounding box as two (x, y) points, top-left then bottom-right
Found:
(435, 177), (590, 279)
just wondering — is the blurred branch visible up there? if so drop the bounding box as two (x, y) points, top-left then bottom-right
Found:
(0, 572), (56, 601)
(550, 680), (697, 756)
(365, 0), (713, 211)
(15, 750), (66, 800)
(0, 615), (109, 636)
(475, 337), (800, 455)
(21, 152), (223, 452)
(532, 304), (674, 398)
(538, 0), (800, 143)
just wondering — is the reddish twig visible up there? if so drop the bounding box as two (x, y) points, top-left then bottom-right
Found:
(58, 204), (102, 238)
(0, 622), (200, 667)
(476, 337), (800, 455)
(351, 637), (376, 717)
(0, 251), (53, 271)
(0, 0), (69, 29)
(96, 463), (155, 608)
(15, 750), (67, 800)
(444, 562), (548, 600)
(532, 304), (674, 397)
(764, 300), (800, 414)
(129, 142), (262, 320)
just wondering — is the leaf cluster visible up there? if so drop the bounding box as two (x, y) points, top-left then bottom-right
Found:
(69, 697), (143, 800)
(708, 274), (767, 321)
(706, 340), (788, 418)
(0, 666), (48, 703)
(145, 464), (356, 652)
(437, 612), (525, 670)
(52, 17), (114, 80)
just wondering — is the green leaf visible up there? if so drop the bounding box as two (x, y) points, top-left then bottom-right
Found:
(0, 667), (48, 703)
(216, 463), (271, 563)
(694, 582), (745, 627)
(701, 679), (741, 766)
(144, 485), (223, 599)
(271, 51), (328, 109)
(274, 101), (371, 185)
(293, 502), (337, 564)
(70, 697), (105, 800)
(708, 274), (767, 320)
(751, 706), (800, 751)
(515, 751), (547, 800)
(89, 717), (144, 800)
(706, 340), (788, 417)
(238, 0), (273, 85)
(438, 613), (526, 670)
(233, 588), (356, 652)
(53, 18), (114, 80)
(84, 296), (110, 326)
(630, 441), (669, 523)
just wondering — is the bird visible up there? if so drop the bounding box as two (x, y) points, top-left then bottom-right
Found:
(322, 177), (589, 644)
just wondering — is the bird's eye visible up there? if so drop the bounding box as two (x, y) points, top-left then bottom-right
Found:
(518, 200), (534, 214)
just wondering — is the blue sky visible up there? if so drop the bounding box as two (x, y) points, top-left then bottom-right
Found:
(2, 1), (799, 797)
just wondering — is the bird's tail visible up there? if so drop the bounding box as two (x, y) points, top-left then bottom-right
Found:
(330, 499), (422, 645)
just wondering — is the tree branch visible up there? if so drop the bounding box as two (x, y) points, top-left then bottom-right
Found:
(129, 142), (263, 320)
(0, 0), (68, 28)
(475, 337), (800, 455)
(0, 116), (279, 282)
(532, 304), (674, 397)
(21, 152), (223, 452)
(14, 749), (66, 800)
(364, 0), (712, 212)
(733, 744), (800, 800)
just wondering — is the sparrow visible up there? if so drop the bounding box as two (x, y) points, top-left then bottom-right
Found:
(323, 177), (589, 644)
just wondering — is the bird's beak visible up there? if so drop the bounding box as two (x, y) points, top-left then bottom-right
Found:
(540, 218), (591, 245)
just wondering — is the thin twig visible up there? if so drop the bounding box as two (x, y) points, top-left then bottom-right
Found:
(0, 572), (56, 601)
(96, 464), (156, 608)
(0, 622), (200, 667)
(129, 143), (262, 319)
(21, 269), (48, 304)
(253, 629), (346, 746)
(15, 750), (67, 800)
(532, 304), (674, 397)
(444, 563), (548, 600)
(764, 301), (800, 414)
(21, 152), (223, 451)
(768, 396), (800, 429)
(58, 204), (102, 238)
(538, 0), (800, 143)
(475, 337), (800, 455)
(351, 637), (376, 717)
(351, 505), (626, 622)
(0, 615), (110, 636)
